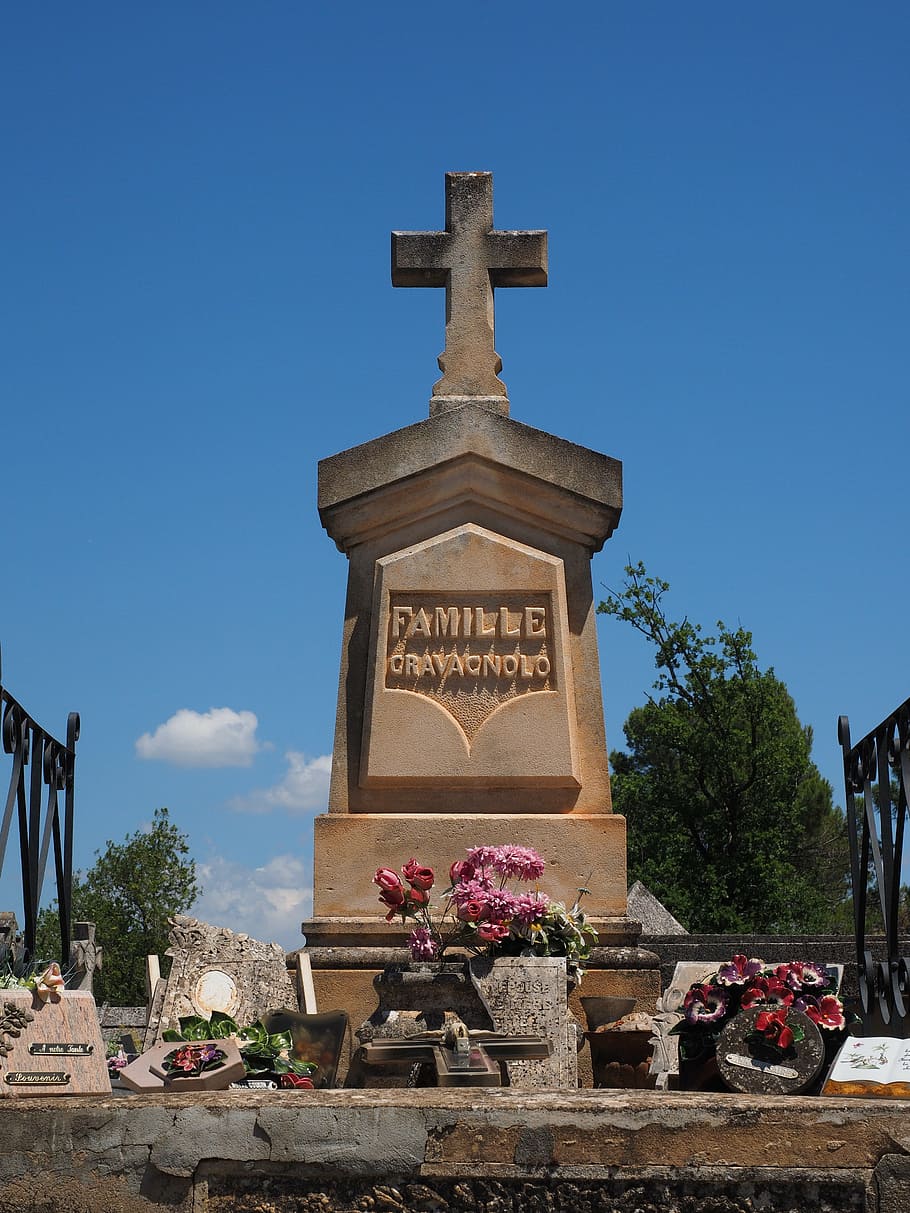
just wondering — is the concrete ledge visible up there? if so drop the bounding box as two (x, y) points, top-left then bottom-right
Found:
(1, 1089), (908, 1211)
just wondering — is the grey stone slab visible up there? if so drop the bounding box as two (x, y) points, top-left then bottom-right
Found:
(627, 881), (687, 935)
(469, 956), (576, 1088)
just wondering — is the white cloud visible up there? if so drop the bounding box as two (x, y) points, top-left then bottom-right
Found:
(229, 751), (331, 814)
(193, 854), (312, 951)
(136, 708), (262, 768)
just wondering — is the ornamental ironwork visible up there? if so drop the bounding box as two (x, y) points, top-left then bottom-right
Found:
(0, 644), (79, 963)
(839, 698), (910, 1036)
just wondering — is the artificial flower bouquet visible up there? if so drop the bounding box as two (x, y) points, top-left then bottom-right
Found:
(373, 844), (597, 984)
(672, 954), (849, 1070)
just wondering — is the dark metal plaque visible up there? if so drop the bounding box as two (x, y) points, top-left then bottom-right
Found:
(29, 1042), (93, 1056)
(4, 1071), (71, 1085)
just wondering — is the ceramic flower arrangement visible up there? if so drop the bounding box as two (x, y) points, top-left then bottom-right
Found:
(162, 1011), (317, 1087)
(672, 955), (849, 1065)
(373, 844), (597, 983)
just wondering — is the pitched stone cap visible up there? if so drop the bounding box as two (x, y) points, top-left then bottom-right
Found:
(627, 881), (688, 935)
(319, 402), (622, 554)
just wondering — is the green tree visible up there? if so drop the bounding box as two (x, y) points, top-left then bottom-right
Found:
(37, 807), (198, 1004)
(598, 563), (850, 933)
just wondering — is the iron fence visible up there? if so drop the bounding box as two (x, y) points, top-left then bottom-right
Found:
(0, 644), (79, 963)
(839, 697), (910, 1036)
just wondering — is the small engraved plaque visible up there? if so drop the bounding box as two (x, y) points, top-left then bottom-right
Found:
(724, 1052), (799, 1080)
(5, 1071), (70, 1085)
(29, 1042), (93, 1056)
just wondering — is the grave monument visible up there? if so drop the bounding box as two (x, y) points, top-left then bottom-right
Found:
(302, 173), (659, 1051)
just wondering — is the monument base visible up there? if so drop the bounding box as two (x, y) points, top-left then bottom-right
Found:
(299, 944), (662, 1088)
(309, 811), (629, 922)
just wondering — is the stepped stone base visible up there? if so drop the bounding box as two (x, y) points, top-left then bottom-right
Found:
(0, 1089), (904, 1211)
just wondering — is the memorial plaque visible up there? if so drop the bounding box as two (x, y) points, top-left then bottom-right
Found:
(0, 990), (108, 1097)
(119, 1039), (246, 1093)
(469, 956), (576, 1088)
(716, 1009), (824, 1095)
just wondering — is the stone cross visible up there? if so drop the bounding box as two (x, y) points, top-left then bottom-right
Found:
(392, 171), (547, 416)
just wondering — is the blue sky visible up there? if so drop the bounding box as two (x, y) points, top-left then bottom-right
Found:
(1, 4), (907, 948)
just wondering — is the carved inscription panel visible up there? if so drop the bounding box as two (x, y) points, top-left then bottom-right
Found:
(361, 524), (579, 789)
(385, 592), (553, 740)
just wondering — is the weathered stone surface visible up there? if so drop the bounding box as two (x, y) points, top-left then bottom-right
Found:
(152, 916), (296, 1042)
(361, 524), (579, 788)
(470, 956), (576, 1088)
(0, 1089), (905, 1210)
(391, 171), (547, 411)
(628, 881), (687, 935)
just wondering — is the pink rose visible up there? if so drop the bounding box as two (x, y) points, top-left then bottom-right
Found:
(477, 922), (510, 943)
(374, 867), (404, 893)
(449, 859), (475, 885)
(456, 898), (487, 922)
(402, 858), (435, 890)
(378, 885), (406, 911)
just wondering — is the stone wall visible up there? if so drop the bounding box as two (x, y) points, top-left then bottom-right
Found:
(1, 1089), (908, 1212)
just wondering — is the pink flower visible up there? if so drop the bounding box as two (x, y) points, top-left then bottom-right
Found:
(402, 858), (434, 890)
(407, 927), (439, 960)
(466, 846), (500, 872)
(512, 892), (550, 925)
(716, 954), (764, 986)
(683, 983), (729, 1025)
(452, 878), (494, 907)
(482, 887), (520, 920)
(779, 961), (829, 992)
(477, 922), (510, 943)
(489, 845), (546, 881)
(740, 977), (793, 1010)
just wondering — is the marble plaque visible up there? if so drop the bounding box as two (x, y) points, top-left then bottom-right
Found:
(0, 990), (109, 1097)
(469, 956), (576, 1088)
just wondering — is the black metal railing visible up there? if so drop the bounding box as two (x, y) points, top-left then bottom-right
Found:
(839, 698), (910, 1036)
(0, 644), (79, 964)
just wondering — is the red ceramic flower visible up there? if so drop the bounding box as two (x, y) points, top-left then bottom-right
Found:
(754, 1006), (794, 1051)
(804, 994), (846, 1031)
(279, 1073), (315, 1089)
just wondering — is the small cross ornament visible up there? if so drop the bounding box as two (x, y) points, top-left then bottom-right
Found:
(392, 172), (547, 416)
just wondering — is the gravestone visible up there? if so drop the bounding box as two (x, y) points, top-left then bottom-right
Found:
(469, 956), (576, 1088)
(302, 172), (661, 1077)
(149, 915), (297, 1044)
(0, 990), (108, 1097)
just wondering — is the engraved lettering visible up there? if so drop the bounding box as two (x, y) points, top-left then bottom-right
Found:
(405, 654), (419, 676)
(536, 656), (551, 676)
(408, 608), (432, 638)
(465, 654), (481, 675)
(499, 606), (521, 636)
(388, 654), (404, 675)
(501, 654), (519, 677)
(29, 1043), (93, 1056)
(482, 654), (501, 677)
(435, 606), (460, 636)
(450, 653), (465, 675)
(475, 607), (496, 637)
(418, 653), (434, 676)
(5, 1071), (70, 1085)
(525, 606), (546, 636)
(432, 653), (449, 676)
(391, 606), (413, 637)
